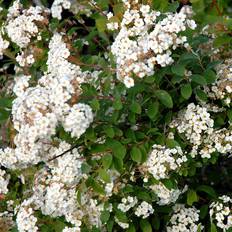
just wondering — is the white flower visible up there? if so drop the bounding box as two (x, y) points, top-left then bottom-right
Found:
(134, 201), (154, 218)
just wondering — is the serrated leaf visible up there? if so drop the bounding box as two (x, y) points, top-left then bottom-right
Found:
(204, 69), (217, 84)
(140, 219), (152, 232)
(187, 189), (198, 206)
(104, 126), (115, 138)
(191, 74), (207, 85)
(210, 223), (218, 232)
(171, 64), (185, 76)
(98, 169), (111, 183)
(113, 98), (122, 110)
(96, 17), (107, 32)
(101, 210), (110, 223)
(113, 157), (124, 173)
(195, 89), (208, 102)
(102, 154), (112, 169)
(130, 102), (141, 114)
(181, 84), (192, 99)
(126, 224), (136, 232)
(155, 90), (173, 108)
(196, 185), (217, 198)
(86, 177), (105, 195)
(130, 146), (142, 163)
(200, 205), (208, 219)
(147, 102), (159, 119)
(106, 139), (126, 159)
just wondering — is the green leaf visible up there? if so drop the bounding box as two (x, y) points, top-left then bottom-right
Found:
(171, 64), (185, 76)
(210, 223), (218, 232)
(140, 219), (152, 232)
(228, 109), (232, 123)
(204, 69), (217, 84)
(196, 185), (217, 198)
(191, 74), (207, 85)
(147, 102), (159, 119)
(195, 89), (208, 102)
(130, 102), (142, 114)
(200, 205), (208, 219)
(86, 177), (105, 195)
(155, 90), (173, 108)
(151, 216), (160, 230)
(99, 169), (111, 183)
(102, 154), (113, 169)
(130, 146), (142, 163)
(81, 163), (92, 174)
(106, 139), (126, 159)
(187, 189), (198, 206)
(101, 210), (110, 223)
(0, 97), (13, 108)
(181, 84), (192, 99)
(96, 17), (107, 32)
(113, 98), (122, 110)
(126, 224), (136, 232)
(106, 219), (114, 232)
(90, 99), (100, 111)
(104, 126), (115, 138)
(113, 157), (124, 173)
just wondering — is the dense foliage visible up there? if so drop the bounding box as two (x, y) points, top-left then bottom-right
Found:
(0, 0), (232, 231)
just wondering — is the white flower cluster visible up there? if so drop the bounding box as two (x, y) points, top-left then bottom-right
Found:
(210, 195), (232, 231)
(199, 128), (232, 158)
(13, 75), (31, 97)
(16, 199), (38, 232)
(167, 204), (202, 232)
(63, 103), (93, 138)
(48, 141), (84, 185)
(0, 33), (9, 58)
(51, 0), (71, 20)
(0, 169), (10, 194)
(150, 183), (185, 206)
(210, 59), (232, 105)
(134, 201), (154, 219)
(171, 103), (214, 157)
(106, 12), (119, 31)
(5, 0), (45, 48)
(31, 157), (82, 229)
(170, 103), (232, 158)
(0, 33), (93, 168)
(118, 196), (138, 212)
(143, 145), (187, 180)
(16, 52), (35, 67)
(111, 3), (196, 87)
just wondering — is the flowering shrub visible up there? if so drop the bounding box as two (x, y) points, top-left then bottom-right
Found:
(0, 0), (232, 231)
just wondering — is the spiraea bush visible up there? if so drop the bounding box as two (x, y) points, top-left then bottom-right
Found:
(0, 0), (232, 231)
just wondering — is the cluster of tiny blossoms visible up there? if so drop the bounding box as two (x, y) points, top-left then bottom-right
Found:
(210, 195), (232, 231)
(0, 32), (93, 168)
(150, 183), (186, 206)
(142, 144), (187, 180)
(5, 0), (45, 48)
(134, 201), (154, 219)
(51, 0), (71, 20)
(118, 196), (138, 212)
(171, 103), (232, 159)
(0, 13), (93, 230)
(0, 169), (9, 194)
(167, 204), (202, 232)
(16, 199), (38, 232)
(208, 59), (232, 105)
(111, 3), (196, 87)
(0, 33), (9, 58)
